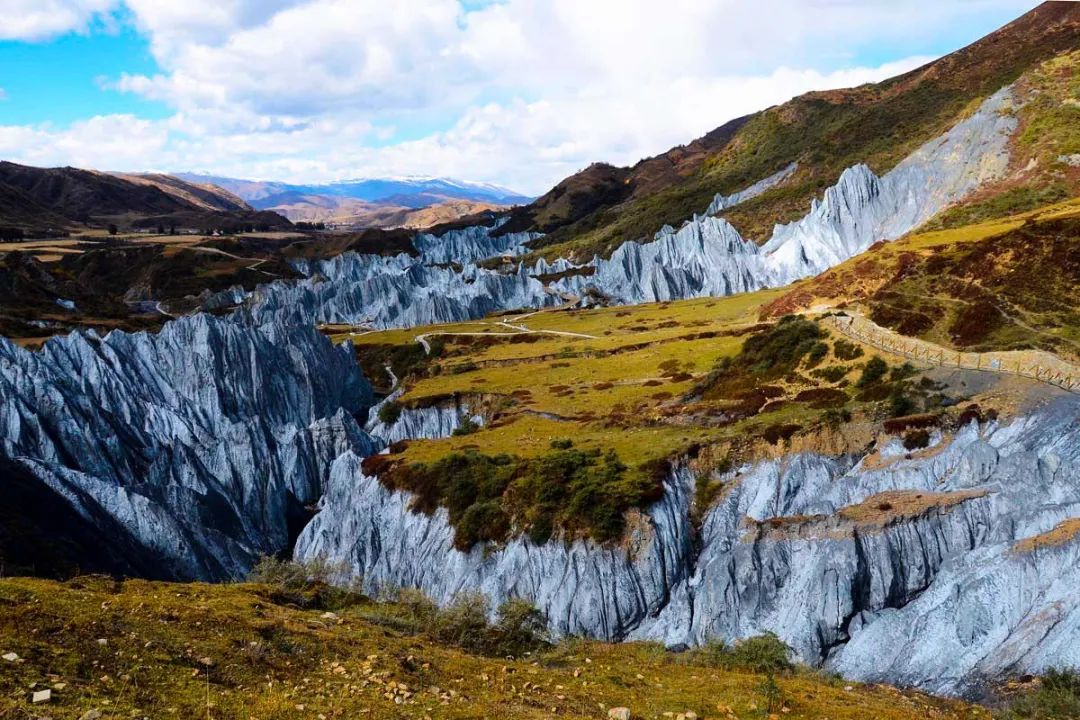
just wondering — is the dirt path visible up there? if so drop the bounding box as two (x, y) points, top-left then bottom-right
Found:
(413, 304), (598, 355)
(189, 246), (277, 276)
(825, 310), (1080, 394)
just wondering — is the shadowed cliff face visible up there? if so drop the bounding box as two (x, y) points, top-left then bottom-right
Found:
(0, 312), (376, 580)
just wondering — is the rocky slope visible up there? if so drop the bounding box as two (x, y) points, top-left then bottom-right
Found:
(243, 84), (1016, 325)
(296, 396), (1080, 696)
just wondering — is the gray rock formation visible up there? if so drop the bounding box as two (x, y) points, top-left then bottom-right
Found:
(295, 460), (695, 639)
(554, 86), (1017, 305)
(235, 88), (1016, 330)
(0, 313), (376, 579)
(706, 161), (798, 216)
(295, 397), (1080, 695)
(413, 220), (541, 264)
(252, 253), (559, 330)
(365, 389), (483, 446)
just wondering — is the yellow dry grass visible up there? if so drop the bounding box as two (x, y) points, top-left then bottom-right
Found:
(0, 577), (988, 720)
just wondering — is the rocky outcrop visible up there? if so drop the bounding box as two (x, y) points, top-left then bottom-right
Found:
(252, 254), (559, 329)
(0, 313), (376, 580)
(295, 460), (695, 639)
(560, 216), (767, 304)
(365, 393), (483, 445)
(552, 87), (1017, 306)
(413, 220), (541, 264)
(706, 161), (798, 216)
(762, 87), (1015, 280)
(295, 396), (1080, 695)
(236, 89), (1016, 330)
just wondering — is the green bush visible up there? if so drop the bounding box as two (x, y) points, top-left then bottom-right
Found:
(452, 415), (480, 436)
(246, 556), (363, 611)
(457, 501), (511, 549)
(737, 316), (823, 376)
(857, 356), (889, 387)
(247, 555), (344, 590)
(888, 388), (918, 418)
(682, 633), (793, 675)
(804, 342), (829, 369)
(491, 599), (550, 657)
(833, 339), (864, 361)
(811, 365), (849, 383)
(998, 669), (1080, 719)
(388, 445), (660, 549)
(431, 592), (492, 653)
(821, 407), (853, 428)
(889, 362), (918, 381)
(377, 401), (402, 425)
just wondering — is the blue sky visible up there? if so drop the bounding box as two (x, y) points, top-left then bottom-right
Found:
(0, 0), (1041, 193)
(0, 26), (166, 124)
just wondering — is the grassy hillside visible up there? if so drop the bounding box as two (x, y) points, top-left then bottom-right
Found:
(0, 575), (992, 720)
(338, 282), (1031, 549)
(515, 2), (1080, 262)
(763, 197), (1080, 362)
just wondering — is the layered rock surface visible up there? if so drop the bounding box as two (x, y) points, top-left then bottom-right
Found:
(295, 397), (1080, 695)
(253, 253), (558, 329)
(0, 313), (376, 580)
(412, 220), (541, 264)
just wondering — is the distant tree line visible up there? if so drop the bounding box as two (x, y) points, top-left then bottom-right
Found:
(293, 221), (326, 231)
(198, 221), (282, 235)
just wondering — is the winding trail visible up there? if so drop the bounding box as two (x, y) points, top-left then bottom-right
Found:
(825, 310), (1080, 394)
(189, 246), (278, 276)
(413, 307), (597, 355)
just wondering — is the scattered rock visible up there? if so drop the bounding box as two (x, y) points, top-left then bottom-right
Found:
(2, 652), (18, 662)
(79, 711), (103, 720)
(31, 689), (51, 703)
(608, 708), (631, 720)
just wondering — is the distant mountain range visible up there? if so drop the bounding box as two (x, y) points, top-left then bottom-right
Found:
(0, 161), (291, 234)
(173, 173), (532, 226)
(0, 163), (530, 233)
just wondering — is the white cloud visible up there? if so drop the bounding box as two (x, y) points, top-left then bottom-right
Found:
(0, 0), (119, 41)
(0, 0), (1042, 192)
(0, 88), (7, 101)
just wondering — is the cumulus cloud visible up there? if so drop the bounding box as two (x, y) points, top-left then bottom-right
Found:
(0, 0), (1041, 192)
(0, 0), (120, 41)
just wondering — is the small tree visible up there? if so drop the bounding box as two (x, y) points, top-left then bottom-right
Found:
(107, 223), (118, 236)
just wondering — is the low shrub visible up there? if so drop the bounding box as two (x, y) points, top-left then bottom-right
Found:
(246, 556), (364, 611)
(377, 400), (402, 425)
(857, 356), (889, 387)
(427, 592), (550, 657)
(998, 668), (1080, 719)
(811, 365), (849, 383)
(804, 341), (829, 368)
(833, 339), (864, 361)
(452, 415), (480, 436)
(682, 633), (793, 675)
